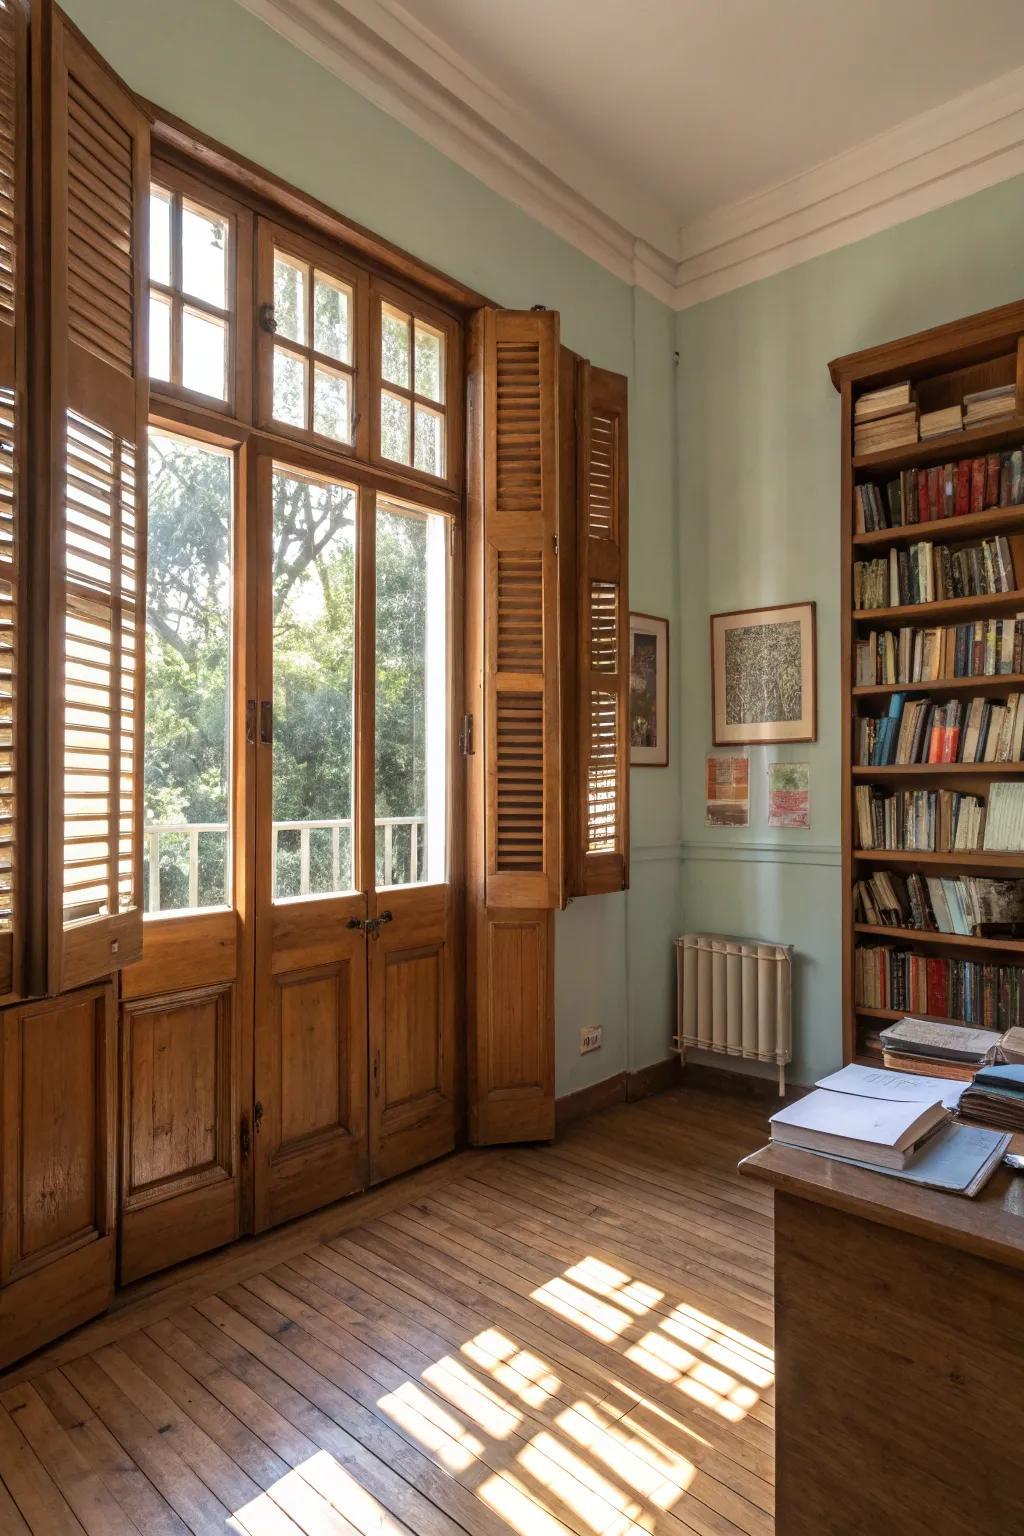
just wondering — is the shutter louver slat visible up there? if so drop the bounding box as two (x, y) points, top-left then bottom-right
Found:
(481, 310), (561, 908)
(572, 362), (629, 895)
(66, 76), (134, 376)
(0, 0), (21, 986)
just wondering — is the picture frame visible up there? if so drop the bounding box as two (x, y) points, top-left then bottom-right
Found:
(629, 612), (669, 766)
(710, 601), (816, 746)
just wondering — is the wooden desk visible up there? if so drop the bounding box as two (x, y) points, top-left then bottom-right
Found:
(741, 1140), (1024, 1536)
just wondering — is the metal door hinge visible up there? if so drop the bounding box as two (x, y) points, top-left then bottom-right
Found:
(240, 1112), (251, 1160)
(449, 521), (456, 557)
(459, 713), (474, 755)
(246, 698), (256, 746)
(253, 1100), (264, 1135)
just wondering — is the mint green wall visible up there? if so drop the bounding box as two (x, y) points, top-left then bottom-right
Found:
(676, 174), (1024, 1084)
(64, 0), (682, 1096)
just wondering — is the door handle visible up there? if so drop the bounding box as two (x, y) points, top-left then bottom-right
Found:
(246, 698), (257, 746)
(366, 910), (393, 939)
(346, 916), (365, 932)
(253, 1100), (264, 1135)
(259, 700), (272, 745)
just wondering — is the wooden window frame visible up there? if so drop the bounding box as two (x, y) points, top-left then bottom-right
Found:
(370, 276), (462, 495)
(148, 157), (253, 422)
(256, 218), (370, 462)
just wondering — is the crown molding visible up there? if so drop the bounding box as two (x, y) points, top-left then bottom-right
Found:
(235, 0), (680, 304)
(674, 65), (1024, 310)
(235, 0), (1024, 313)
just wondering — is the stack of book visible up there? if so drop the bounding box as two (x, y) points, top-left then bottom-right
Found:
(856, 946), (1024, 1027)
(958, 1063), (1024, 1130)
(854, 382), (919, 455)
(770, 1064), (1008, 1195)
(854, 871), (1024, 938)
(854, 615), (1024, 686)
(854, 785), (988, 852)
(879, 1016), (1002, 1078)
(852, 448), (1024, 533)
(854, 535), (1016, 610)
(963, 383), (1016, 428)
(856, 691), (1024, 766)
(920, 404), (963, 439)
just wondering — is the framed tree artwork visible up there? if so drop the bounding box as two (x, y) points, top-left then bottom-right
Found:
(711, 602), (816, 745)
(629, 613), (669, 766)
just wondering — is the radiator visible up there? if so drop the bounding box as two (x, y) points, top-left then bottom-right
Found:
(675, 933), (793, 1094)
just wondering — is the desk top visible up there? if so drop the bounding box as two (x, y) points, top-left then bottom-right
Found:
(740, 1132), (1024, 1272)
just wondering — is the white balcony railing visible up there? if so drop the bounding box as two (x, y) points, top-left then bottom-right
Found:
(143, 816), (425, 912)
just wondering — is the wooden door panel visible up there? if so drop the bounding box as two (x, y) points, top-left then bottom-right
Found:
(369, 884), (455, 1184)
(0, 985), (116, 1368)
(468, 906), (555, 1145)
(255, 894), (367, 1231)
(119, 982), (238, 1283)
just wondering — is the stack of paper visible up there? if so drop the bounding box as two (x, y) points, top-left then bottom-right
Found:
(770, 1086), (949, 1169)
(769, 1064), (1010, 1195)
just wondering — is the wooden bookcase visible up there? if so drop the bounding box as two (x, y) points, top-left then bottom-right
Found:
(830, 300), (1024, 1065)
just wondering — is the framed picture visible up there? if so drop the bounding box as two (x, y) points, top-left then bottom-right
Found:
(629, 612), (669, 766)
(710, 601), (816, 745)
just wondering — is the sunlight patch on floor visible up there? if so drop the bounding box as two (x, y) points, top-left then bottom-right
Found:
(529, 1274), (634, 1342)
(461, 1328), (562, 1406)
(553, 1402), (690, 1508)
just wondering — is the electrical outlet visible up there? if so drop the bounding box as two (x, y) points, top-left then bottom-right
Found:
(580, 1025), (602, 1054)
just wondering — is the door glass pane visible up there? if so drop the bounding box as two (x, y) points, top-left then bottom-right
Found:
(414, 405), (444, 478)
(148, 292), (171, 381)
(272, 468), (357, 901)
(313, 364), (351, 443)
(182, 307), (227, 399)
(380, 390), (410, 465)
(375, 498), (448, 887)
(314, 271), (351, 363)
(414, 321), (444, 402)
(149, 187), (172, 286)
(274, 253), (307, 344)
(273, 347), (307, 428)
(145, 431), (233, 913)
(181, 200), (228, 308)
(381, 303), (410, 388)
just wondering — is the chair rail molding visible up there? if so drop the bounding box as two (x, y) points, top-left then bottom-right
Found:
(236, 0), (1024, 312)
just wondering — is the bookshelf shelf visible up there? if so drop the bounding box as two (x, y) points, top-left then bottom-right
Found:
(854, 923), (1024, 953)
(833, 301), (1024, 1063)
(853, 674), (1024, 698)
(851, 762), (1024, 777)
(853, 588), (1024, 626)
(852, 502), (1024, 550)
(853, 849), (1024, 871)
(851, 415), (1024, 473)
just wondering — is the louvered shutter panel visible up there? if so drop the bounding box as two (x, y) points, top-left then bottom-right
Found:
(480, 309), (562, 908)
(0, 1), (25, 997)
(44, 12), (149, 992)
(572, 361), (629, 896)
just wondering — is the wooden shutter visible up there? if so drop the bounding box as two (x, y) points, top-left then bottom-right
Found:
(41, 9), (149, 993)
(0, 1), (25, 999)
(465, 308), (559, 1145)
(477, 308), (562, 907)
(572, 361), (629, 895)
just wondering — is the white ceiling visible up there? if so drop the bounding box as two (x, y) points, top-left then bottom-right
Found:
(240, 0), (1024, 305)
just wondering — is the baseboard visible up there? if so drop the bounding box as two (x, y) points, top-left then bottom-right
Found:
(556, 1056), (682, 1131)
(679, 1059), (810, 1103)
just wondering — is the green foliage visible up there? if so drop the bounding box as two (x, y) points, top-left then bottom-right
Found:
(144, 435), (434, 911)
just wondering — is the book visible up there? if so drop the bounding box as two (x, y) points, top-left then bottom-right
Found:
(1000, 1026), (1024, 1063)
(883, 1050), (978, 1083)
(962, 383), (1016, 427)
(856, 945), (1024, 1029)
(879, 1017), (1002, 1064)
(816, 1061), (966, 1111)
(920, 405), (963, 439)
(769, 1088), (950, 1170)
(957, 1063), (1024, 1131)
(854, 407), (919, 455)
(854, 382), (914, 422)
(810, 1119), (1009, 1196)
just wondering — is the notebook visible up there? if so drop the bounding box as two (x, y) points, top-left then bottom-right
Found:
(817, 1062), (966, 1112)
(770, 1088), (949, 1170)
(813, 1120), (1010, 1197)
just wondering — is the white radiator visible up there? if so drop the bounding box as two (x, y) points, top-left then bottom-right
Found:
(675, 933), (793, 1094)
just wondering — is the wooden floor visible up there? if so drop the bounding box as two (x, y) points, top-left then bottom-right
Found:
(0, 1087), (774, 1536)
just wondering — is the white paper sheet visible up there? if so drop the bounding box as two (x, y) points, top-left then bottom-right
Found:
(816, 1062), (966, 1112)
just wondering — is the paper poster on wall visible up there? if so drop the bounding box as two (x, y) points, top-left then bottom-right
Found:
(767, 761), (811, 829)
(705, 755), (749, 828)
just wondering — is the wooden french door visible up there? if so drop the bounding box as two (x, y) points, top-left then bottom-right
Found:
(251, 450), (457, 1231)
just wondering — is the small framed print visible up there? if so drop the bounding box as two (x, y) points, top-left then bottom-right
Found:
(711, 602), (816, 746)
(629, 612), (669, 766)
